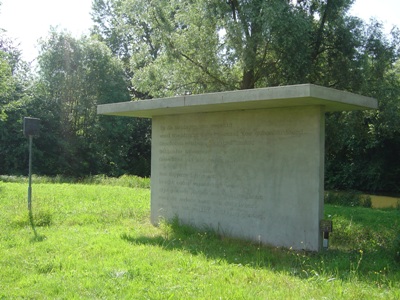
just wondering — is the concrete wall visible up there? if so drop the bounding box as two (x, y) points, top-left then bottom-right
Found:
(151, 106), (325, 251)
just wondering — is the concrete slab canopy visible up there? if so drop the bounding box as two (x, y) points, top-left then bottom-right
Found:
(98, 84), (377, 251)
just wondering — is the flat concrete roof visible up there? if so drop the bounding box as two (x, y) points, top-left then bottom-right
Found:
(97, 84), (378, 118)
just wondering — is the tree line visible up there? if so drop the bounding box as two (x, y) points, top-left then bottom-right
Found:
(1, 0), (399, 193)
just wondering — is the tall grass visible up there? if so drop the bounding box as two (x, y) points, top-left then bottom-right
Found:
(0, 174), (150, 189)
(0, 180), (399, 299)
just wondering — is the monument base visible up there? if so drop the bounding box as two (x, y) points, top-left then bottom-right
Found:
(151, 106), (325, 251)
(97, 84), (378, 252)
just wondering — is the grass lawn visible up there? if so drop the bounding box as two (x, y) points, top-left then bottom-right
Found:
(0, 178), (399, 299)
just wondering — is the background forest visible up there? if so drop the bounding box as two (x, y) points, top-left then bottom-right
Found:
(1, 0), (399, 194)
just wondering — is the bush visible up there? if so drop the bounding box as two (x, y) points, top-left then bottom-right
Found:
(324, 190), (371, 207)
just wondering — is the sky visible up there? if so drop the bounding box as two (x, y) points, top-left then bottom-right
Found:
(0, 0), (399, 63)
(0, 0), (93, 62)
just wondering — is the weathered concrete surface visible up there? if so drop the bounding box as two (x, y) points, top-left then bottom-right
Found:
(97, 84), (377, 118)
(97, 84), (377, 251)
(151, 106), (325, 251)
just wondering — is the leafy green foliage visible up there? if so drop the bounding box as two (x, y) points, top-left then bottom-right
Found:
(91, 0), (400, 193)
(0, 32), (34, 175)
(325, 191), (372, 208)
(92, 0), (386, 94)
(0, 50), (14, 102)
(36, 30), (129, 175)
(0, 29), (151, 177)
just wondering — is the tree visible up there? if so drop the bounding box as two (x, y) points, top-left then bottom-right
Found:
(325, 52), (400, 193)
(92, 0), (368, 96)
(0, 28), (35, 175)
(36, 30), (125, 175)
(0, 51), (14, 102)
(323, 18), (400, 193)
(91, 0), (400, 192)
(35, 29), (151, 176)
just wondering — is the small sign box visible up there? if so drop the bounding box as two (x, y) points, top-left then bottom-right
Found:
(23, 117), (40, 137)
(320, 220), (333, 233)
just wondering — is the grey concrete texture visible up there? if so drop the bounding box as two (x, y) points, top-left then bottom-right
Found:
(151, 106), (325, 251)
(97, 84), (378, 118)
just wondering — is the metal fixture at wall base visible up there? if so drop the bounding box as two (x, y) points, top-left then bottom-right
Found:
(320, 219), (333, 249)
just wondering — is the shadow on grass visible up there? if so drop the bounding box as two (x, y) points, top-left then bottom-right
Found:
(120, 217), (400, 285)
(28, 210), (46, 243)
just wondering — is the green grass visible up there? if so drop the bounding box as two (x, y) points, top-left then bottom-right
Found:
(0, 174), (151, 189)
(0, 179), (399, 299)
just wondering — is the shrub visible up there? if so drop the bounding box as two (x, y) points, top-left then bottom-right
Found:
(324, 190), (371, 207)
(360, 195), (372, 208)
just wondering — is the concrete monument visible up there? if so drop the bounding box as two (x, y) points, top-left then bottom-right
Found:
(98, 84), (377, 251)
